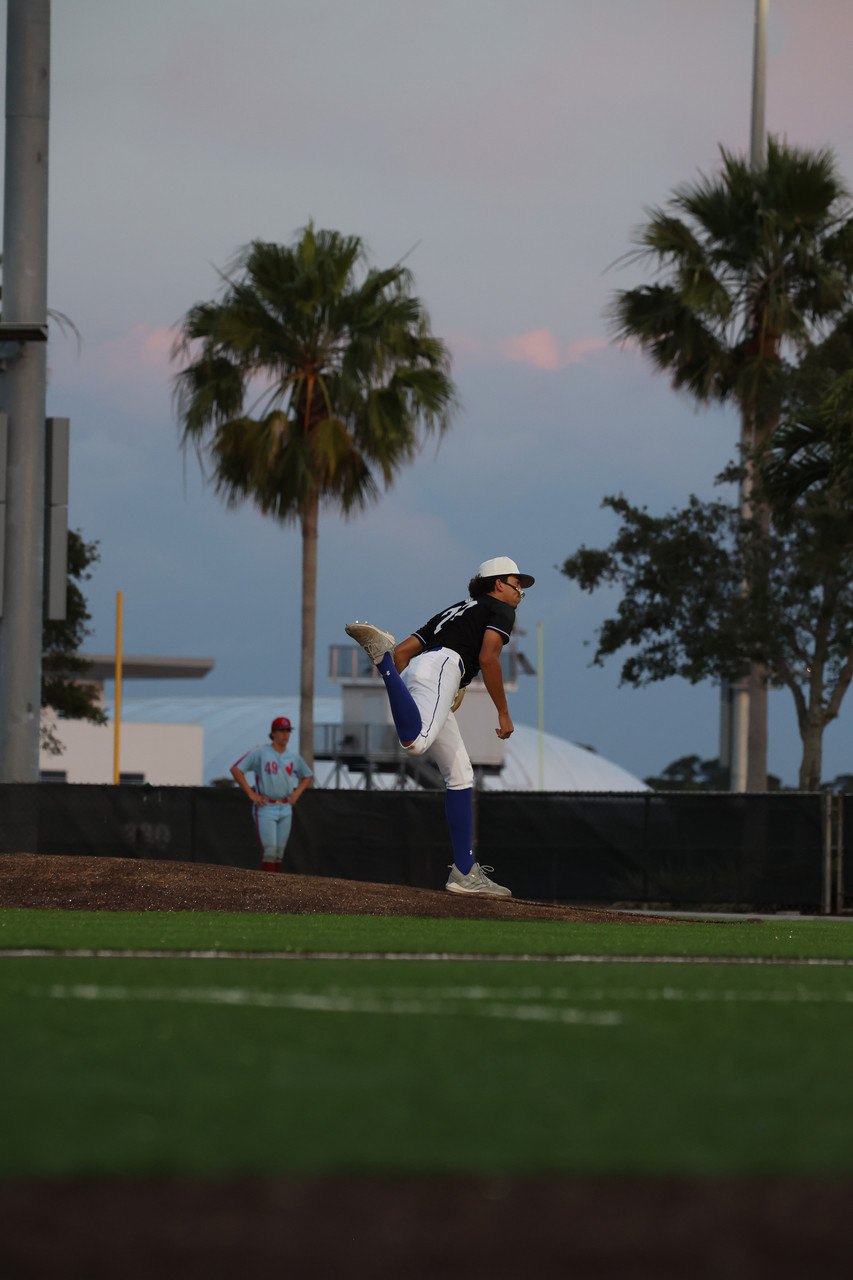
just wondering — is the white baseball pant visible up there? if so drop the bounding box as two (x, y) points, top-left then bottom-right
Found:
(401, 647), (474, 790)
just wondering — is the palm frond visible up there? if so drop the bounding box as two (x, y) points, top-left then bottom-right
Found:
(610, 284), (732, 401)
(611, 138), (853, 430)
(172, 224), (457, 525)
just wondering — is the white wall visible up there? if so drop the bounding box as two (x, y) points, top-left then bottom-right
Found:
(40, 717), (204, 785)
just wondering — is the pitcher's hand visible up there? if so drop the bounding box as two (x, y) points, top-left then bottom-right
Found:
(495, 711), (514, 740)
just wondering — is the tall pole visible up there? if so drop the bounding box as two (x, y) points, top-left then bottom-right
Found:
(113, 591), (123, 784)
(537, 621), (544, 791)
(744, 0), (770, 792)
(728, 0), (768, 793)
(750, 0), (768, 170)
(0, 1), (51, 785)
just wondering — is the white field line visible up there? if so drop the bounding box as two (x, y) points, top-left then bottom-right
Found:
(28, 983), (621, 1027)
(368, 983), (853, 1005)
(301, 982), (853, 1006)
(3, 949), (853, 966)
(23, 979), (853, 1021)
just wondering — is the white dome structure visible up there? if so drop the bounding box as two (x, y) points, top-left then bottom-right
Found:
(482, 724), (647, 792)
(114, 696), (648, 792)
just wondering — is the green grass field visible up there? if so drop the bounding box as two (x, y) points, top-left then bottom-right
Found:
(3, 906), (852, 958)
(4, 907), (853, 1180)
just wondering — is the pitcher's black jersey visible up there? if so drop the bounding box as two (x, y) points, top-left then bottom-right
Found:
(414, 596), (515, 687)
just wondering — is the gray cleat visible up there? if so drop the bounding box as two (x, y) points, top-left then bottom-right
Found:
(344, 621), (396, 665)
(445, 863), (512, 897)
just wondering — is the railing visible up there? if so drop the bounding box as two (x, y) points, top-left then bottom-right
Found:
(328, 644), (521, 687)
(314, 721), (406, 762)
(313, 722), (444, 790)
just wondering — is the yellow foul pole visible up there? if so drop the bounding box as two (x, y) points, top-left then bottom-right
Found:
(113, 591), (123, 784)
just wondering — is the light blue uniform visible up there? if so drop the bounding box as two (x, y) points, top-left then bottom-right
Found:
(233, 743), (313, 865)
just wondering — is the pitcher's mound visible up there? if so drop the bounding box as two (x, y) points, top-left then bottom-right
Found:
(0, 852), (677, 924)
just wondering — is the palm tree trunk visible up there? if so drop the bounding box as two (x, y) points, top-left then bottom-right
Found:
(299, 491), (319, 769)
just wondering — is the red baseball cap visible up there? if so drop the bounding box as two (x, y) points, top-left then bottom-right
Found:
(270, 717), (292, 733)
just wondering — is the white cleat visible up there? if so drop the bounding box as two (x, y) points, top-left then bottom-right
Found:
(344, 621), (396, 665)
(445, 863), (512, 897)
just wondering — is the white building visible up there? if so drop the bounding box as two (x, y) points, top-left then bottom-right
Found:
(39, 654), (213, 786)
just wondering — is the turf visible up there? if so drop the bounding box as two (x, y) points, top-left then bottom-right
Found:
(2, 907), (853, 959)
(4, 953), (853, 1178)
(5, 908), (853, 1180)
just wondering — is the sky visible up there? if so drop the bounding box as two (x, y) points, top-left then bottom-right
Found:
(5, 0), (853, 785)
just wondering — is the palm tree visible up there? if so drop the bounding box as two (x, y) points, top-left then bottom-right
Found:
(610, 137), (853, 789)
(761, 310), (853, 514)
(172, 225), (457, 765)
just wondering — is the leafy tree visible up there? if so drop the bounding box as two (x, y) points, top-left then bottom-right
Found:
(41, 530), (105, 754)
(644, 754), (780, 792)
(172, 226), (456, 764)
(822, 772), (853, 794)
(610, 138), (853, 788)
(562, 484), (853, 791)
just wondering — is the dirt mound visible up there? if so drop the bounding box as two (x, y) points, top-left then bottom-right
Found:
(0, 852), (677, 924)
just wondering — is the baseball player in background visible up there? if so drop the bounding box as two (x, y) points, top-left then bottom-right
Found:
(230, 717), (313, 872)
(345, 555), (534, 897)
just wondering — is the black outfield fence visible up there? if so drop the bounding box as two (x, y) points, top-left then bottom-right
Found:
(0, 784), (843, 912)
(480, 791), (832, 911)
(298, 789), (835, 911)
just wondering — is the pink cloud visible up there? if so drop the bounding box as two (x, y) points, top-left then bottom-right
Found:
(98, 324), (174, 381)
(137, 325), (173, 365)
(447, 328), (613, 371)
(46, 323), (178, 419)
(94, 323), (613, 385)
(500, 328), (562, 371)
(42, 322), (178, 422)
(498, 329), (610, 371)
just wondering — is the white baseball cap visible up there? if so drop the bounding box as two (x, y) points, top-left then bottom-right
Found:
(477, 556), (535, 588)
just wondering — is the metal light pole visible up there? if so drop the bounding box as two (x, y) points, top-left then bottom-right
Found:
(537, 621), (544, 791)
(727, 0), (768, 793)
(743, 0), (770, 794)
(113, 591), (123, 784)
(750, 0), (768, 170)
(0, 1), (51, 785)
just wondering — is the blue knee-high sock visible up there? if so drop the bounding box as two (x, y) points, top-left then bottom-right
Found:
(445, 788), (474, 874)
(376, 652), (423, 742)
